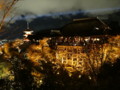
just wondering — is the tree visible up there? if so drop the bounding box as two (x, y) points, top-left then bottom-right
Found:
(0, 0), (19, 31)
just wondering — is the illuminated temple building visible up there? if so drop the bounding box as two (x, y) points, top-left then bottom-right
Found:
(29, 18), (113, 72)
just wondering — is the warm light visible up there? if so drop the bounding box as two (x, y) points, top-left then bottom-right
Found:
(24, 31), (33, 35)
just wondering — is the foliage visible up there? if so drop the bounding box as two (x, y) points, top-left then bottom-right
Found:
(0, 35), (120, 89)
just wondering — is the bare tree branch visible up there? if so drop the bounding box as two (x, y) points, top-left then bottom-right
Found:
(0, 0), (19, 31)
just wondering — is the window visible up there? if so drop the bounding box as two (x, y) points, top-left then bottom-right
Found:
(73, 58), (77, 61)
(63, 60), (67, 64)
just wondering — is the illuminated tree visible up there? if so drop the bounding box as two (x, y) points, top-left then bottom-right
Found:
(0, 0), (19, 31)
(0, 35), (120, 89)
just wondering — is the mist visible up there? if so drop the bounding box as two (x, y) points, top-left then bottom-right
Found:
(16, 0), (120, 15)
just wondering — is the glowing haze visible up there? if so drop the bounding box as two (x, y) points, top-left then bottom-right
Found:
(16, 0), (120, 15)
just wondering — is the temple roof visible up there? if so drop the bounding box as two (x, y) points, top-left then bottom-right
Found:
(28, 18), (111, 40)
(60, 18), (111, 36)
(24, 29), (33, 32)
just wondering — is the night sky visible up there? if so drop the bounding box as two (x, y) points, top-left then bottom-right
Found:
(15, 0), (120, 19)
(1, 0), (120, 39)
(17, 0), (120, 14)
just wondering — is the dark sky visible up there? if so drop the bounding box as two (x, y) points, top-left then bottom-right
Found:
(1, 0), (120, 40)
